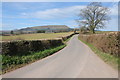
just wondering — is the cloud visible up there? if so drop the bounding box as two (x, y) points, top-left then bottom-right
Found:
(109, 3), (118, 16)
(22, 3), (118, 20)
(99, 17), (118, 31)
(2, 0), (119, 2)
(2, 2), (119, 31)
(21, 12), (27, 16)
(4, 3), (118, 20)
(26, 5), (86, 20)
(2, 24), (15, 30)
(8, 3), (28, 10)
(2, 23), (34, 30)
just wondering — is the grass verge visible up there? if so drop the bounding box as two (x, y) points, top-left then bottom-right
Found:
(78, 37), (118, 70)
(2, 44), (66, 74)
(2, 34), (74, 74)
(0, 55), (2, 74)
(63, 36), (72, 44)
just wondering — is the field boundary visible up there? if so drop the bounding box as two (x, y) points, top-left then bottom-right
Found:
(78, 35), (119, 69)
(2, 33), (75, 74)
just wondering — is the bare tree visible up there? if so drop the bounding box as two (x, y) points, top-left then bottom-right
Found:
(77, 2), (110, 33)
(80, 26), (87, 33)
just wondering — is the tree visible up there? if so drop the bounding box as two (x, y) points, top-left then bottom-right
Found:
(80, 26), (89, 33)
(10, 30), (14, 34)
(37, 30), (45, 33)
(77, 2), (110, 33)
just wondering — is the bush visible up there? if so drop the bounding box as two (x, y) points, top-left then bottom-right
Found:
(2, 39), (63, 56)
(2, 33), (75, 56)
(79, 32), (119, 56)
(62, 33), (74, 41)
(2, 45), (66, 74)
(37, 30), (45, 33)
(2, 33), (75, 74)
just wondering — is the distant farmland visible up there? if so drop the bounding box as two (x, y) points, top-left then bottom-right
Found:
(1, 32), (73, 41)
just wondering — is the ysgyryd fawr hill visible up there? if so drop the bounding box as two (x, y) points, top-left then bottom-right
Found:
(1, 25), (73, 35)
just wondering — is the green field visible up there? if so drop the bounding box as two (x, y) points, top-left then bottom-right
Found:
(1, 32), (73, 41)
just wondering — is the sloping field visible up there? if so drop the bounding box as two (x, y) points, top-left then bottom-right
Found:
(1, 32), (73, 41)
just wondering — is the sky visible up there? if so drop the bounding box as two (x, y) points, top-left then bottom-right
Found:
(1, 2), (118, 31)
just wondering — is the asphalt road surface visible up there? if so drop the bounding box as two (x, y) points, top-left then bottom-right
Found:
(3, 35), (118, 78)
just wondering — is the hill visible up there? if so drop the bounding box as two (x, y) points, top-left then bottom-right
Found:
(14, 25), (72, 34)
(1, 25), (73, 35)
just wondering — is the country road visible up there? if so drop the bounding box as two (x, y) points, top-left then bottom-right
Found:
(2, 35), (118, 78)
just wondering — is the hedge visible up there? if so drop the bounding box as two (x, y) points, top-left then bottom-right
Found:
(1, 33), (75, 56)
(1, 33), (74, 74)
(62, 33), (75, 41)
(2, 45), (66, 74)
(79, 32), (120, 56)
(1, 39), (63, 56)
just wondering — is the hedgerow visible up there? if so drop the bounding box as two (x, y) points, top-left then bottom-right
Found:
(79, 32), (119, 56)
(2, 45), (66, 74)
(2, 33), (74, 74)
